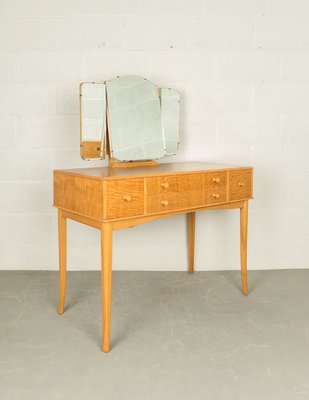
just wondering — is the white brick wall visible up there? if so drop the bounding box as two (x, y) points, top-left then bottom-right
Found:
(0, 0), (308, 270)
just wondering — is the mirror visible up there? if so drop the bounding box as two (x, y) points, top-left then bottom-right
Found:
(106, 75), (165, 161)
(80, 82), (106, 160)
(79, 76), (180, 163)
(161, 88), (180, 155)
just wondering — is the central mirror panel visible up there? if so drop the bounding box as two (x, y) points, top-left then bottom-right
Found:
(106, 75), (166, 161)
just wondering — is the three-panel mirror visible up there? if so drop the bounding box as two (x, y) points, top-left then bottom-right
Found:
(80, 75), (180, 161)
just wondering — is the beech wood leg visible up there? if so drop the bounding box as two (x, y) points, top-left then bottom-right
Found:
(58, 209), (67, 314)
(188, 212), (196, 273)
(240, 201), (249, 295)
(101, 223), (113, 352)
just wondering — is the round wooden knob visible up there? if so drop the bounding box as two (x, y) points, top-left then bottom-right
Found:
(238, 182), (245, 187)
(161, 182), (169, 189)
(213, 193), (220, 199)
(161, 200), (169, 206)
(213, 177), (221, 183)
(123, 195), (131, 202)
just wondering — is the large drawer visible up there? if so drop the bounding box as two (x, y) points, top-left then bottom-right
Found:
(147, 191), (203, 214)
(146, 173), (203, 195)
(105, 179), (144, 220)
(229, 169), (253, 201)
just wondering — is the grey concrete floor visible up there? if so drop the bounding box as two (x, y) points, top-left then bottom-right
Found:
(1, 270), (309, 400)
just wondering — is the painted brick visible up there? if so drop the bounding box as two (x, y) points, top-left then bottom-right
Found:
(0, 52), (15, 83)
(185, 82), (252, 113)
(148, 50), (215, 83)
(0, 116), (16, 148)
(210, 0), (266, 16)
(0, 182), (53, 213)
(216, 113), (281, 145)
(124, 17), (190, 50)
(12, 17), (66, 50)
(251, 178), (286, 209)
(83, 50), (152, 80)
(56, 83), (79, 114)
(285, 178), (309, 208)
(191, 16), (254, 49)
(16, 115), (79, 149)
(216, 50), (280, 81)
(249, 209), (309, 268)
(281, 51), (309, 82)
(16, 52), (82, 83)
(0, 84), (16, 115)
(138, 0), (203, 16)
(252, 144), (309, 178)
(266, 0), (309, 17)
(282, 114), (309, 146)
(74, 0), (138, 16)
(256, 17), (309, 49)
(12, 0), (73, 16)
(62, 17), (125, 49)
(0, 149), (54, 181)
(0, 18), (14, 51)
(254, 83), (309, 112)
(14, 84), (57, 114)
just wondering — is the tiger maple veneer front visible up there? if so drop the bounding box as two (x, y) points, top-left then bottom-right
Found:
(54, 167), (253, 222)
(53, 162), (253, 352)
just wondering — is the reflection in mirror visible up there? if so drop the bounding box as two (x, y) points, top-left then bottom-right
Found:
(80, 82), (106, 160)
(106, 75), (166, 161)
(161, 88), (180, 155)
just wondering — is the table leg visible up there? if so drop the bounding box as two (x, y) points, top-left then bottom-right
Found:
(188, 212), (196, 273)
(240, 201), (249, 295)
(101, 223), (113, 352)
(58, 209), (67, 314)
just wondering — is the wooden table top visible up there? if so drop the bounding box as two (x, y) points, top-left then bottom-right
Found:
(54, 162), (253, 180)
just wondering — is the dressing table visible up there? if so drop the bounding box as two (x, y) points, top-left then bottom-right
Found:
(53, 76), (253, 352)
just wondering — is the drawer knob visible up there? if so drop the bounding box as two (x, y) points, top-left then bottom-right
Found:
(123, 195), (131, 202)
(238, 182), (245, 187)
(213, 177), (221, 183)
(161, 200), (169, 206)
(213, 193), (220, 199)
(161, 182), (169, 189)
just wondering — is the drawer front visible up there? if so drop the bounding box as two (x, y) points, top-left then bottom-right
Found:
(106, 179), (144, 219)
(147, 191), (203, 214)
(229, 169), (253, 201)
(203, 171), (228, 204)
(146, 173), (203, 195)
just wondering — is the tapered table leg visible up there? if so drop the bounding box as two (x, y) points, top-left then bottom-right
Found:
(188, 212), (196, 273)
(101, 223), (113, 352)
(58, 209), (67, 314)
(240, 201), (249, 295)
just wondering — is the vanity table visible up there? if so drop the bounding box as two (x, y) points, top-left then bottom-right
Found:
(54, 75), (253, 352)
(53, 161), (253, 352)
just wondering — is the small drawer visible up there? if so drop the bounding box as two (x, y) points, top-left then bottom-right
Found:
(147, 191), (203, 214)
(146, 173), (203, 195)
(203, 171), (228, 204)
(229, 169), (253, 201)
(106, 179), (144, 219)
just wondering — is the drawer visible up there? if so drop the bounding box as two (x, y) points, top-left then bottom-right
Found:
(106, 179), (144, 219)
(146, 173), (203, 195)
(203, 171), (228, 204)
(147, 191), (203, 214)
(229, 169), (253, 201)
